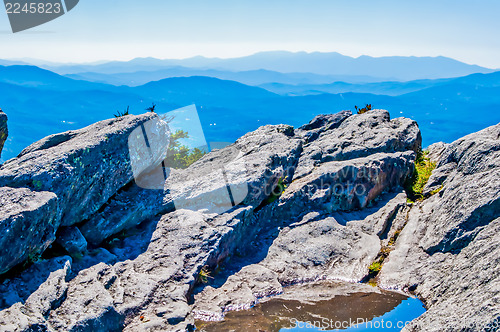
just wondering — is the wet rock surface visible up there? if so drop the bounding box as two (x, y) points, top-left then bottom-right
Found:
(196, 280), (411, 332)
(0, 110), (497, 331)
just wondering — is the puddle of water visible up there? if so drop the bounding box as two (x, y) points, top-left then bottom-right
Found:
(196, 289), (425, 332)
(282, 296), (425, 331)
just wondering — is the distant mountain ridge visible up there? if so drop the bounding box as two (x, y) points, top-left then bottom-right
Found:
(1, 64), (499, 161)
(33, 51), (494, 81)
(65, 68), (390, 87)
(259, 71), (500, 96)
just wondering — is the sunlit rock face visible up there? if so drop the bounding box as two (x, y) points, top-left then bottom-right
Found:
(3, 110), (498, 331)
(0, 113), (170, 276)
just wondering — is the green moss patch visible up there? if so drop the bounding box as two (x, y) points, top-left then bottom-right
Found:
(406, 151), (436, 202)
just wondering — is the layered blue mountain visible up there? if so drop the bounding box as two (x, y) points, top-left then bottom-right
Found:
(66, 68), (387, 87)
(0, 65), (117, 91)
(267, 71), (500, 96)
(0, 64), (499, 161)
(43, 51), (494, 81)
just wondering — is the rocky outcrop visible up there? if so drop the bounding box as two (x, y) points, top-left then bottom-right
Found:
(0, 256), (72, 331)
(0, 109), (421, 331)
(425, 141), (448, 164)
(294, 110), (421, 179)
(80, 124), (303, 245)
(0, 108), (7, 160)
(0, 114), (169, 274)
(192, 122), (500, 331)
(193, 191), (409, 320)
(13, 108), (498, 332)
(378, 123), (500, 331)
(45, 208), (252, 331)
(278, 152), (414, 215)
(0, 113), (169, 226)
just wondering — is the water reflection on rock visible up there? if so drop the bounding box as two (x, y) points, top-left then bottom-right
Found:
(195, 281), (413, 332)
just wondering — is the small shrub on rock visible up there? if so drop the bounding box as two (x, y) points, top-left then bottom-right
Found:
(406, 150), (436, 202)
(114, 106), (130, 118)
(355, 104), (372, 114)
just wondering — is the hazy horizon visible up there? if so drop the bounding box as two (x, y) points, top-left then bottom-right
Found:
(3, 50), (498, 69)
(1, 1), (499, 68)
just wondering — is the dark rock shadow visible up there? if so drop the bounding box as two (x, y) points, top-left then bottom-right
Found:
(0, 256), (71, 311)
(71, 215), (162, 277)
(328, 190), (402, 227)
(0, 214), (162, 312)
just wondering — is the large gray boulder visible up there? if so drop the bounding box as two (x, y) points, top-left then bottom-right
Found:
(295, 109), (421, 179)
(378, 123), (500, 331)
(0, 108), (7, 160)
(278, 151), (414, 216)
(0, 187), (58, 274)
(0, 113), (169, 227)
(0, 114), (169, 275)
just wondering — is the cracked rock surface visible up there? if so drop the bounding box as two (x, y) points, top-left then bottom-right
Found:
(378, 123), (500, 332)
(2, 110), (497, 331)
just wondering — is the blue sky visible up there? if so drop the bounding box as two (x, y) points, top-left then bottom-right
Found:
(0, 0), (499, 67)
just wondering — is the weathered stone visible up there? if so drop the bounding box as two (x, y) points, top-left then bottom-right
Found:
(278, 151), (414, 217)
(0, 256), (71, 331)
(297, 111), (352, 143)
(378, 123), (500, 331)
(425, 141), (448, 164)
(47, 207), (255, 331)
(0, 187), (58, 274)
(7, 111), (499, 332)
(0, 256), (71, 311)
(0, 114), (170, 228)
(193, 192), (409, 319)
(0, 303), (46, 332)
(294, 109), (421, 179)
(80, 124), (303, 245)
(24, 257), (72, 317)
(0, 108), (7, 160)
(0, 114), (169, 274)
